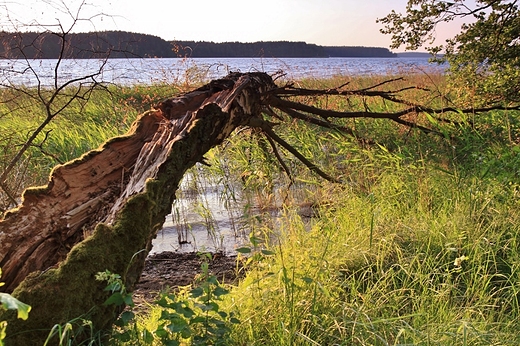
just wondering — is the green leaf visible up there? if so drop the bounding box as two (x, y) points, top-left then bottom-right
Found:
(103, 292), (125, 306)
(143, 328), (154, 344)
(119, 311), (134, 325)
(156, 295), (177, 309)
(190, 287), (204, 298)
(249, 235), (261, 247)
(261, 249), (275, 256)
(116, 330), (132, 342)
(166, 319), (188, 333)
(154, 327), (168, 338)
(301, 276), (314, 284)
(199, 301), (219, 312)
(212, 286), (229, 297)
(180, 327), (192, 339)
(123, 294), (134, 306)
(190, 316), (206, 324)
(235, 247), (251, 254)
(176, 305), (195, 318)
(0, 293), (31, 320)
(104, 281), (122, 292)
(207, 275), (218, 285)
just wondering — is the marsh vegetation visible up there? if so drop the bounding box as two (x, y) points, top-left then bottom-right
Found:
(1, 70), (519, 345)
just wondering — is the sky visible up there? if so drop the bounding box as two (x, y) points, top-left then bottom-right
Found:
(0, 0), (465, 51)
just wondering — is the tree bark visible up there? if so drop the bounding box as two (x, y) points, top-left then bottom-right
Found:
(0, 72), (276, 345)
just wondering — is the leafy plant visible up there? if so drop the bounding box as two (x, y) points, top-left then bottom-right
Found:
(378, 0), (520, 107)
(145, 253), (239, 346)
(37, 270), (135, 346)
(0, 268), (31, 346)
(95, 270), (136, 343)
(96, 270), (135, 309)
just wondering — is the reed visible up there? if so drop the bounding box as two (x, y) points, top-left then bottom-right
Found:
(204, 75), (520, 345)
(220, 135), (520, 345)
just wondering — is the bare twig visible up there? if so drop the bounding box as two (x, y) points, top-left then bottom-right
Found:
(263, 131), (295, 185)
(248, 116), (341, 184)
(0, 1), (114, 207)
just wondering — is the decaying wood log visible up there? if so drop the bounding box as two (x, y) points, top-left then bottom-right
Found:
(0, 71), (498, 344)
(0, 72), (277, 344)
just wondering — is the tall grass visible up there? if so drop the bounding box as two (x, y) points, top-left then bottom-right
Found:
(178, 75), (520, 345)
(221, 166), (520, 344)
(2, 72), (520, 345)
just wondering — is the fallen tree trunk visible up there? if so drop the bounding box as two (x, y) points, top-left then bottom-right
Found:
(0, 72), (277, 344)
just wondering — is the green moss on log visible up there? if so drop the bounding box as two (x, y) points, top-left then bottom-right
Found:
(0, 192), (158, 344)
(0, 102), (234, 345)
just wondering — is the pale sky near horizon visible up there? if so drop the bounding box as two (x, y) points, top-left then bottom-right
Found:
(0, 0), (465, 52)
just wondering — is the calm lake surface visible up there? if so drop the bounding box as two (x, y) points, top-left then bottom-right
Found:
(0, 57), (444, 86)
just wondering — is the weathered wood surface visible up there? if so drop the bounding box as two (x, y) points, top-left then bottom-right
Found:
(0, 72), (276, 345)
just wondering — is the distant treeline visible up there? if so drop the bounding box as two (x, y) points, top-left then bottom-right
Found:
(172, 41), (396, 58)
(0, 31), (396, 59)
(0, 31), (169, 59)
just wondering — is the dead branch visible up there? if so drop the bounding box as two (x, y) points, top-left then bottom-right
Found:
(263, 132), (295, 185)
(246, 116), (340, 183)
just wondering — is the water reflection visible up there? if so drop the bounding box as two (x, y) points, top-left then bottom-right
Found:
(151, 169), (259, 255)
(151, 168), (315, 255)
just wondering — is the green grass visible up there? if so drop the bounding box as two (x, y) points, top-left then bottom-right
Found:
(201, 108), (519, 345)
(168, 75), (520, 345)
(0, 84), (179, 204)
(2, 73), (520, 345)
(220, 166), (520, 345)
(105, 75), (520, 345)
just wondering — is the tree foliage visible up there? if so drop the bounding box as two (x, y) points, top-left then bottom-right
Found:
(378, 0), (520, 106)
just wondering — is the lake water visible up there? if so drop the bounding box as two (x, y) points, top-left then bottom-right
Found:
(0, 57), (444, 87)
(151, 172), (307, 255)
(0, 57), (444, 254)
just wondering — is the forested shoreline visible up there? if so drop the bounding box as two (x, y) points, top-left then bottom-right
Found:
(0, 30), (396, 59)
